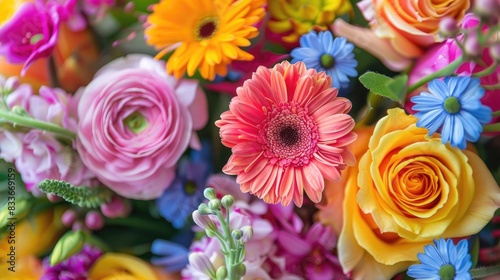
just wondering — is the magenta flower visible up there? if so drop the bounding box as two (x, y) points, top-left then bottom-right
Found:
(76, 54), (208, 200)
(407, 14), (500, 120)
(0, 1), (60, 75)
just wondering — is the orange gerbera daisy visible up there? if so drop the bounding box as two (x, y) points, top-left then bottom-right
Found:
(145, 0), (266, 81)
(216, 61), (357, 206)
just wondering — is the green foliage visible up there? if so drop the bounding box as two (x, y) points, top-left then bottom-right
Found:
(359, 72), (408, 103)
(50, 230), (87, 266)
(37, 179), (112, 208)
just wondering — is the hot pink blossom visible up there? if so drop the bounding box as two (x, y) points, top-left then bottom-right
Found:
(406, 14), (500, 118)
(0, 2), (60, 75)
(76, 54), (208, 200)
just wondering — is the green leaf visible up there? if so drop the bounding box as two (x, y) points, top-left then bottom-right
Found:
(470, 235), (480, 268)
(50, 230), (86, 266)
(359, 72), (409, 102)
(359, 72), (394, 96)
(386, 74), (408, 103)
(37, 180), (112, 208)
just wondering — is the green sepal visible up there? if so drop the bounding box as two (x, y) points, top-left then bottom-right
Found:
(50, 230), (87, 266)
(37, 179), (113, 208)
(469, 235), (480, 268)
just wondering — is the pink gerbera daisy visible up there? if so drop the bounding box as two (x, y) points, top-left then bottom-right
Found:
(215, 61), (357, 206)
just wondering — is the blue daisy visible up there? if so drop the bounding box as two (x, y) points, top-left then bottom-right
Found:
(411, 76), (492, 149)
(291, 30), (358, 89)
(156, 141), (212, 229)
(407, 238), (472, 280)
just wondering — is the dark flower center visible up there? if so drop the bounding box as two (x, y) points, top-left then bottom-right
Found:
(196, 17), (218, 40)
(184, 180), (197, 195)
(320, 54), (335, 69)
(443, 96), (461, 114)
(279, 125), (299, 146)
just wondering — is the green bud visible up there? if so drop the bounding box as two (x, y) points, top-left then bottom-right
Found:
(232, 229), (243, 240)
(203, 187), (216, 200)
(208, 199), (221, 210)
(236, 263), (247, 278)
(50, 230), (87, 266)
(241, 226), (254, 243)
(216, 266), (228, 280)
(11, 106), (29, 116)
(198, 203), (212, 215)
(0, 198), (31, 230)
(221, 195), (234, 209)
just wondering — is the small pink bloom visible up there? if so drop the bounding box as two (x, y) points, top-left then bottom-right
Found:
(0, 2), (60, 75)
(76, 54), (208, 200)
(216, 61), (357, 206)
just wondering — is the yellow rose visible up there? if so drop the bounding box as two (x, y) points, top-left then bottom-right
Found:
(358, 0), (470, 58)
(0, 206), (66, 258)
(318, 108), (500, 280)
(89, 253), (180, 280)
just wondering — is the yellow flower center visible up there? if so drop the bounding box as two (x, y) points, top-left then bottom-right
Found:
(195, 16), (219, 40)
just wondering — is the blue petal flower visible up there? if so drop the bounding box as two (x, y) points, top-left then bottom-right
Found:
(408, 238), (472, 280)
(291, 31), (358, 89)
(151, 239), (189, 272)
(156, 141), (213, 229)
(411, 76), (492, 149)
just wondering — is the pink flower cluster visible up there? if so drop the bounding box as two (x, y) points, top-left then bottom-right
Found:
(0, 76), (94, 193)
(182, 175), (347, 279)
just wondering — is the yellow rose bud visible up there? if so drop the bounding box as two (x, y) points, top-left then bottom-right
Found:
(318, 108), (500, 280)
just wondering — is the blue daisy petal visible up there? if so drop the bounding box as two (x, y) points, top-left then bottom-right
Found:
(412, 76), (491, 149)
(290, 31), (358, 89)
(408, 238), (472, 280)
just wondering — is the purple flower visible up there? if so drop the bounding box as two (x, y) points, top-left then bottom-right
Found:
(42, 0), (87, 31)
(41, 245), (102, 280)
(0, 2), (60, 75)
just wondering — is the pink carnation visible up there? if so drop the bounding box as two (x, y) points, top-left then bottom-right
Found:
(76, 54), (208, 200)
(407, 14), (500, 117)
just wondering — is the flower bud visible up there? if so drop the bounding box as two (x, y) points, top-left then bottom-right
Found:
(236, 263), (246, 278)
(50, 230), (87, 266)
(101, 195), (131, 218)
(203, 187), (217, 200)
(61, 209), (77, 227)
(474, 0), (500, 20)
(85, 211), (104, 231)
(490, 43), (500, 62)
(216, 266), (228, 280)
(438, 17), (459, 38)
(208, 199), (221, 210)
(198, 203), (212, 215)
(221, 195), (234, 209)
(192, 210), (217, 231)
(189, 252), (216, 279)
(464, 34), (482, 59)
(232, 229), (243, 240)
(241, 226), (254, 243)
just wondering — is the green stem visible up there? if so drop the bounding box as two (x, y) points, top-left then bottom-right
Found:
(48, 55), (60, 88)
(215, 209), (237, 280)
(483, 83), (500, 90)
(492, 110), (500, 117)
(472, 62), (499, 77)
(0, 109), (76, 140)
(484, 123), (500, 133)
(470, 265), (500, 279)
(407, 56), (465, 93)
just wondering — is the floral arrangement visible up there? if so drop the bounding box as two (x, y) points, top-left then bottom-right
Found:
(1, 0), (500, 279)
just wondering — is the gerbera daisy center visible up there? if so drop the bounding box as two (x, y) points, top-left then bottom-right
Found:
(195, 17), (219, 40)
(260, 102), (319, 167)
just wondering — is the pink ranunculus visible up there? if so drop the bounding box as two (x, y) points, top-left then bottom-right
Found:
(406, 14), (500, 120)
(0, 2), (60, 75)
(76, 54), (208, 200)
